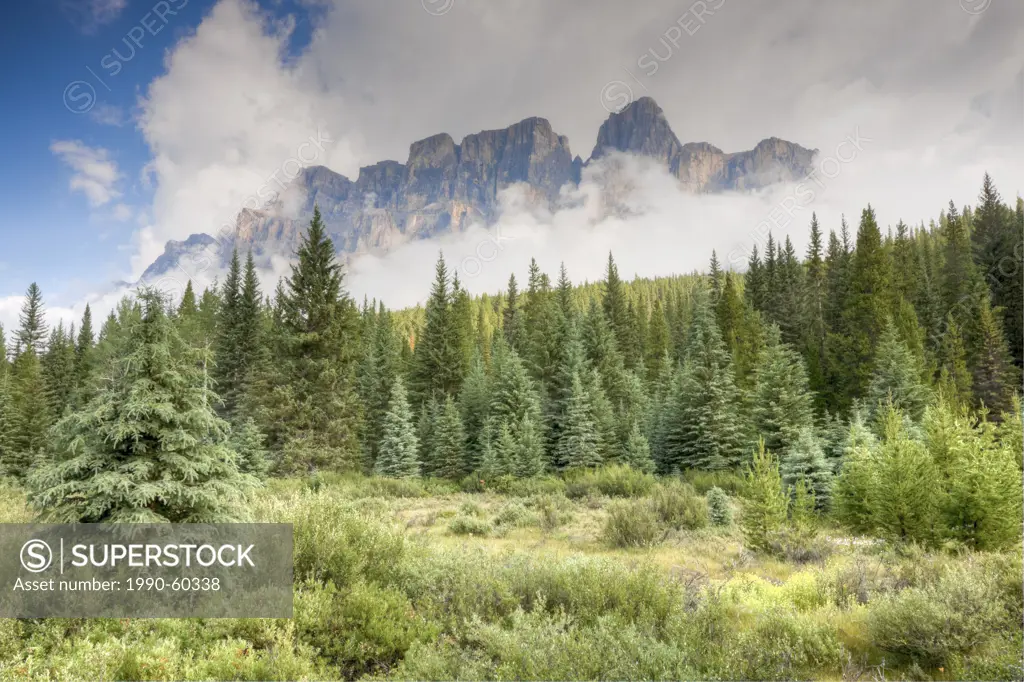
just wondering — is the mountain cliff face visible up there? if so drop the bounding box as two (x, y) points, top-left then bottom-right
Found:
(140, 97), (817, 283)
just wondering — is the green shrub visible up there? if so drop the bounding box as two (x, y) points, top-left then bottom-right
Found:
(363, 476), (429, 499)
(565, 464), (656, 499)
(602, 499), (664, 547)
(290, 493), (406, 586)
(529, 493), (573, 532)
(458, 500), (485, 517)
(448, 515), (491, 536)
(730, 607), (846, 680)
(491, 474), (568, 497)
(295, 581), (439, 678)
(650, 481), (708, 530)
(868, 563), (1012, 667)
(707, 486), (732, 526)
(683, 469), (747, 495)
(492, 501), (536, 529)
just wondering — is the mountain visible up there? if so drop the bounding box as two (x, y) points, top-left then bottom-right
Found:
(139, 97), (817, 285)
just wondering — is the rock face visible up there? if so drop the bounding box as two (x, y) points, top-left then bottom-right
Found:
(140, 97), (816, 283)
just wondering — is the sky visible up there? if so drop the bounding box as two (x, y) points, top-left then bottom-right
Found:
(0, 0), (1022, 331)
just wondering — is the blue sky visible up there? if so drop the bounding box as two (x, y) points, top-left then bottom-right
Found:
(0, 0), (316, 307)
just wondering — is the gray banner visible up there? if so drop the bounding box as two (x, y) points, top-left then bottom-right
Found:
(0, 524), (293, 618)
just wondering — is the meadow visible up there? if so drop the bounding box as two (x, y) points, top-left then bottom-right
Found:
(1, 466), (1020, 681)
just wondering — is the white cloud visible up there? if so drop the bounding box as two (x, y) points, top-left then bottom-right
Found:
(50, 140), (122, 208)
(62, 0), (128, 32)
(115, 0), (1022, 298)
(90, 103), (127, 127)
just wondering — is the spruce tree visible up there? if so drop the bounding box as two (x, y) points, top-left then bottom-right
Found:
(670, 286), (745, 470)
(749, 325), (816, 455)
(503, 273), (525, 352)
(623, 420), (655, 473)
(432, 396), (467, 480)
(28, 289), (254, 522)
(275, 206), (363, 472)
(781, 427), (832, 508)
(41, 323), (76, 419)
(229, 417), (270, 477)
(16, 283), (47, 353)
(867, 319), (931, 422)
(602, 252), (631, 359)
(868, 405), (939, 544)
(0, 367), (14, 479)
(459, 350), (492, 471)
(970, 294), (1017, 416)
(741, 439), (789, 553)
(514, 415), (545, 478)
(360, 303), (402, 470)
(412, 253), (465, 403)
(374, 377), (420, 479)
(73, 304), (96, 402)
(8, 348), (49, 478)
(557, 371), (600, 470)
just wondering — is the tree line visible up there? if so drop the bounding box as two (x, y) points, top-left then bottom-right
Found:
(0, 174), (1020, 546)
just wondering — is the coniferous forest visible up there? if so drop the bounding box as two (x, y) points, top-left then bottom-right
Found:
(0, 175), (1021, 680)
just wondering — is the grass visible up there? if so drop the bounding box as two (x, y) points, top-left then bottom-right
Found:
(0, 473), (1020, 681)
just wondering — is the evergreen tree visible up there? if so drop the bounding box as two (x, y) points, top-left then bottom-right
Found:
(667, 286), (745, 471)
(374, 377), (420, 479)
(73, 304), (96, 400)
(557, 372), (600, 470)
(602, 252), (631, 357)
(832, 416), (878, 534)
(459, 351), (492, 471)
(741, 439), (789, 553)
(432, 396), (467, 480)
(229, 417), (270, 477)
(16, 283), (47, 353)
(503, 273), (525, 352)
(781, 427), (832, 508)
(867, 319), (931, 422)
(623, 420), (655, 473)
(28, 289), (254, 522)
(749, 325), (816, 455)
(970, 294), (1017, 416)
(868, 405), (939, 544)
(41, 323), (76, 418)
(514, 415), (545, 478)
(274, 206), (363, 472)
(0, 364), (14, 479)
(8, 348), (49, 479)
(412, 254), (466, 404)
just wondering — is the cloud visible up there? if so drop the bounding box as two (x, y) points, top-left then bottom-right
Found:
(90, 103), (127, 127)
(50, 140), (122, 207)
(62, 0), (129, 33)
(118, 0), (1022, 299)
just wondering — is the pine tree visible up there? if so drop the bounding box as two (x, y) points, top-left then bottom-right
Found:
(214, 249), (246, 417)
(275, 206), (363, 472)
(16, 283), (47, 353)
(412, 253), (465, 403)
(669, 286), (745, 471)
(514, 415), (545, 478)
(28, 289), (255, 522)
(803, 214), (828, 397)
(868, 405), (939, 544)
(867, 319), (931, 422)
(432, 396), (467, 480)
(557, 372), (600, 470)
(459, 351), (492, 471)
(41, 323), (76, 419)
(832, 416), (878, 534)
(0, 365), (14, 479)
(645, 298), (670, 385)
(8, 348), (49, 479)
(970, 294), (1016, 416)
(749, 325), (816, 455)
(360, 304), (402, 470)
(503, 273), (525, 352)
(741, 439), (789, 553)
(229, 417), (270, 477)
(73, 304), (96, 402)
(781, 427), (832, 508)
(622, 420), (655, 473)
(708, 250), (723, 299)
(374, 377), (420, 479)
(603, 252), (631, 357)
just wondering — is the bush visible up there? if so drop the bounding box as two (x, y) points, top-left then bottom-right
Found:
(868, 563), (1012, 667)
(602, 499), (664, 547)
(565, 464), (656, 499)
(707, 486), (732, 526)
(730, 607), (846, 680)
(289, 493), (406, 586)
(529, 494), (574, 532)
(650, 481), (708, 530)
(295, 581), (439, 678)
(448, 515), (491, 536)
(492, 501), (537, 529)
(683, 469), (747, 495)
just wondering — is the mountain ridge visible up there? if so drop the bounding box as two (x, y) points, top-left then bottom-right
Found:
(140, 97), (818, 285)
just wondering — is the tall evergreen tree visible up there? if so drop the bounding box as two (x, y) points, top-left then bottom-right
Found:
(867, 319), (931, 422)
(274, 206), (363, 472)
(503, 273), (525, 352)
(749, 325), (816, 455)
(28, 289), (254, 522)
(557, 372), (600, 470)
(431, 396), (467, 480)
(970, 294), (1016, 417)
(16, 283), (47, 353)
(412, 253), (464, 403)
(374, 377), (420, 479)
